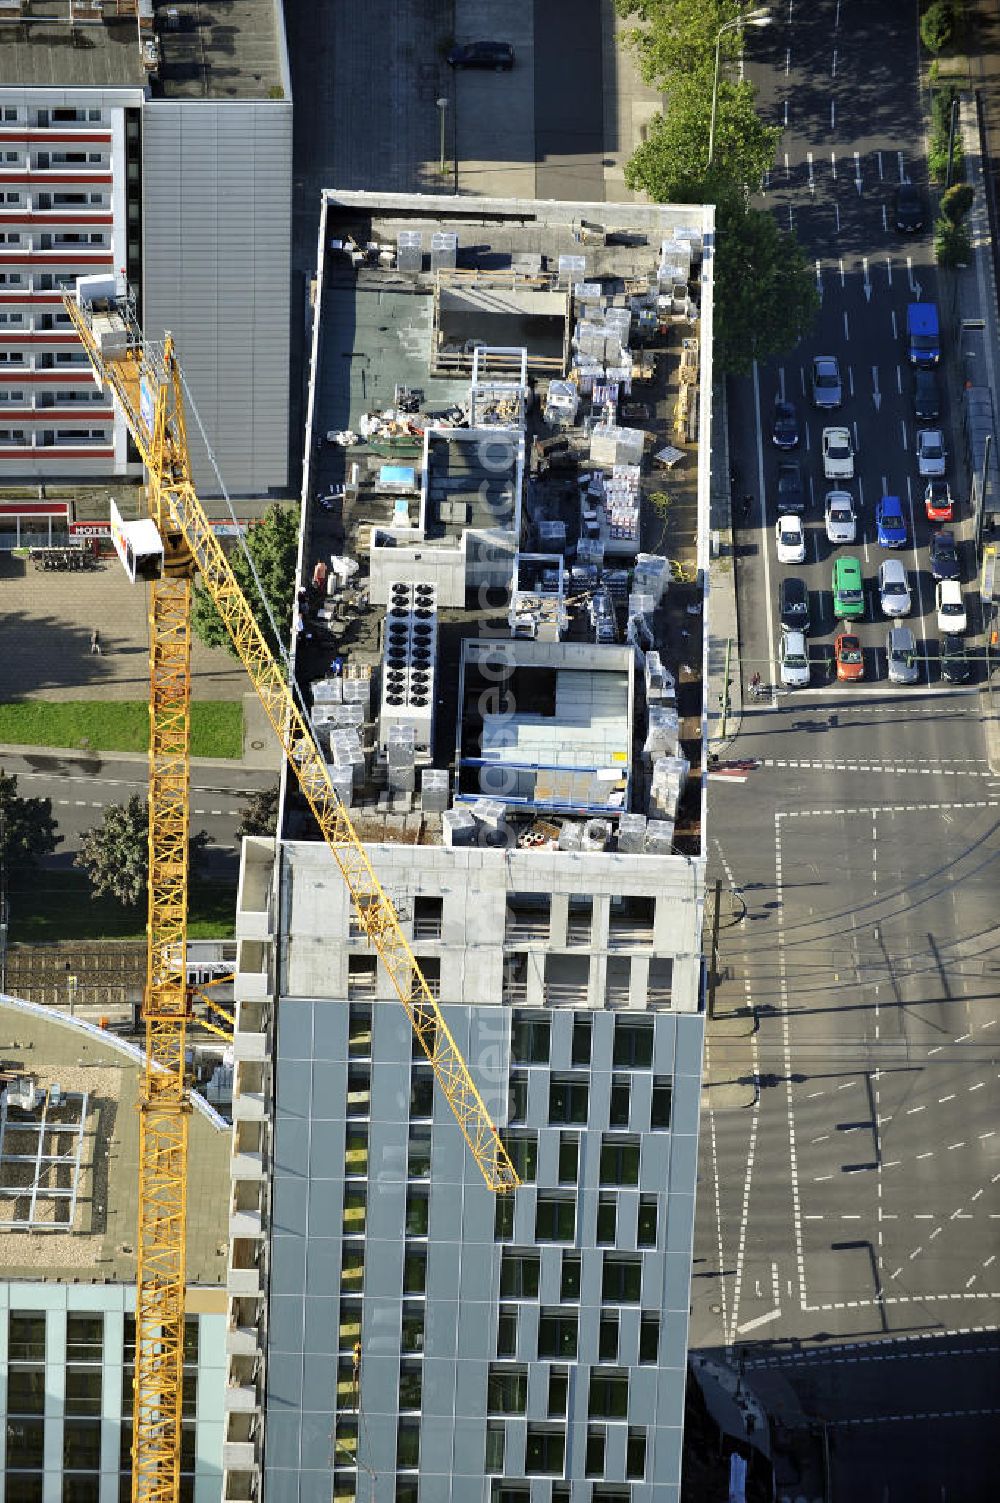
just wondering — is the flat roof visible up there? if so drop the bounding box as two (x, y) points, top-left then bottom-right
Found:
(0, 999), (229, 1286)
(292, 191), (712, 859)
(0, 0), (284, 98)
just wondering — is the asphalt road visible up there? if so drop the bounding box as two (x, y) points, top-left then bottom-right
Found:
(694, 4), (1000, 1499)
(2, 751), (273, 874)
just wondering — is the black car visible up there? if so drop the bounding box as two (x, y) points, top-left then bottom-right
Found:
(940, 634), (971, 683)
(913, 368), (940, 421)
(447, 40), (515, 69)
(776, 460), (805, 513)
(929, 528), (960, 581)
(779, 575), (810, 631)
(894, 181), (926, 233)
(771, 399), (800, 450)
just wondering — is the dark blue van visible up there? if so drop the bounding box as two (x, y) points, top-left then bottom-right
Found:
(907, 302), (940, 367)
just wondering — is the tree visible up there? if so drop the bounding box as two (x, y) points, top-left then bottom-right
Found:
(192, 502), (300, 658)
(920, 0), (953, 54)
(0, 770), (61, 873)
(940, 182), (974, 223)
(624, 74), (779, 206)
(236, 784), (280, 840)
(712, 198), (820, 375)
(935, 214), (971, 268)
(616, 0), (747, 87)
(75, 794), (149, 907)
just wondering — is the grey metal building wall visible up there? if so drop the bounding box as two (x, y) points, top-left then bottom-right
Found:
(140, 100), (292, 499)
(263, 998), (704, 1503)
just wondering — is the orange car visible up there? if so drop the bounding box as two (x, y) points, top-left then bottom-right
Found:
(834, 632), (864, 682)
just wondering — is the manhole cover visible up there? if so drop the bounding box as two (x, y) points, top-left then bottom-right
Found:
(251, 740), (265, 750)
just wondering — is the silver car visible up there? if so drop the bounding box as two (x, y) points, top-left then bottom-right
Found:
(886, 625), (919, 684)
(779, 628), (811, 688)
(878, 558), (911, 617)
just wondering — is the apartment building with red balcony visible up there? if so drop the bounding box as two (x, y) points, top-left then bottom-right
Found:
(0, 0), (292, 497)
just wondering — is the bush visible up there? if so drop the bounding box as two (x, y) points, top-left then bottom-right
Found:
(928, 85), (963, 183)
(935, 214), (971, 267)
(921, 0), (953, 53)
(941, 182), (974, 222)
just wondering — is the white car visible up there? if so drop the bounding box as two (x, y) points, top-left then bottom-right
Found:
(775, 514), (807, 564)
(779, 629), (811, 688)
(878, 558), (911, 617)
(822, 426), (855, 480)
(824, 490), (857, 543)
(916, 428), (947, 478)
(935, 578), (967, 634)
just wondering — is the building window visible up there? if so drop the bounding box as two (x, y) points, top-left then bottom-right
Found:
(500, 1251), (540, 1299)
(63, 1478), (101, 1502)
(600, 1135), (640, 1186)
(413, 894), (443, 939)
(508, 1070), (528, 1124)
(602, 1255), (642, 1303)
(511, 1010), (550, 1064)
(627, 1428), (647, 1479)
(524, 1426), (565, 1475)
(649, 955), (673, 1005)
(345, 1127), (368, 1178)
(347, 955), (376, 999)
(402, 1249), (426, 1295)
(589, 1370), (629, 1419)
(341, 1247), (364, 1290)
(500, 1129), (537, 1182)
(339, 1299), (362, 1353)
(535, 1193), (575, 1242)
(638, 1195), (658, 1247)
(572, 1014), (592, 1066)
(348, 1003), (372, 1057)
(651, 1076), (673, 1129)
(639, 1313), (659, 1364)
(346, 1065), (370, 1119)
(66, 1368), (102, 1419)
(9, 1312), (45, 1361)
(506, 892), (551, 942)
(597, 1194), (617, 1245)
(410, 1067), (433, 1119)
(567, 895), (593, 945)
(405, 1187), (429, 1237)
(496, 1305), (518, 1357)
(609, 1075), (630, 1127)
(8, 1367), (45, 1414)
(585, 1426), (606, 1478)
(398, 1361), (422, 1411)
(0, 428), (26, 444)
(396, 1418), (420, 1470)
(613, 1017), (653, 1067)
(549, 1074), (588, 1125)
(343, 1186), (366, 1235)
(605, 955), (631, 1005)
(599, 1312), (619, 1362)
(560, 1253), (581, 1301)
(548, 1367), (568, 1417)
(492, 1488), (529, 1503)
(495, 1195), (514, 1242)
(401, 1304), (424, 1355)
(538, 1310), (577, 1360)
(64, 1418), (102, 1469)
(412, 955), (440, 999)
(408, 1126), (431, 1178)
(558, 1132), (579, 1183)
(487, 1364), (527, 1414)
(485, 1421), (505, 1474)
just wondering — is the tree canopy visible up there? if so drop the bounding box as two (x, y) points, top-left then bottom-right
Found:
(618, 0), (819, 372)
(75, 794), (149, 907)
(0, 769), (60, 873)
(192, 502), (300, 658)
(236, 784), (280, 840)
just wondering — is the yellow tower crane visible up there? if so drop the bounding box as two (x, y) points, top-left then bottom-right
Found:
(64, 279), (519, 1503)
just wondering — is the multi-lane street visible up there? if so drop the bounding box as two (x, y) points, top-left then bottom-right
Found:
(695, 3), (1000, 1498)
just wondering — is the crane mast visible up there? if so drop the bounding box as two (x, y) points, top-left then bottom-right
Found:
(64, 281), (518, 1503)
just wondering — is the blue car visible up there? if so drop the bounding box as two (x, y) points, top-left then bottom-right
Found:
(876, 494), (907, 548)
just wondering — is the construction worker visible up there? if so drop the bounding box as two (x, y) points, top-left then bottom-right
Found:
(90, 628), (101, 655)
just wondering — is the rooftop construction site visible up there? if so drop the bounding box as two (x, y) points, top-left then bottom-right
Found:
(290, 190), (714, 862)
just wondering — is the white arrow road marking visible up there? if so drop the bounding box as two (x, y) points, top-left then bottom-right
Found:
(873, 366), (881, 412)
(863, 256), (872, 302)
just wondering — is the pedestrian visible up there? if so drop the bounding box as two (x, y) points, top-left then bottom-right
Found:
(90, 629), (101, 655)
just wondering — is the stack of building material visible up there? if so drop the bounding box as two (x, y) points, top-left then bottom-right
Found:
(442, 806), (476, 847)
(643, 651), (676, 705)
(633, 553), (670, 604)
(582, 818), (612, 851)
(538, 518), (568, 552)
(544, 380), (580, 426)
(617, 812), (648, 854)
(649, 756), (689, 821)
(331, 729), (366, 790)
(557, 822), (583, 851)
(312, 676), (344, 706)
(644, 705), (680, 760)
(644, 818), (675, 854)
(420, 768), (450, 814)
(327, 765), (354, 808)
(590, 424), (645, 469)
(387, 723), (417, 793)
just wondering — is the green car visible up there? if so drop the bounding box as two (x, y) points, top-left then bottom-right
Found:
(832, 556), (865, 619)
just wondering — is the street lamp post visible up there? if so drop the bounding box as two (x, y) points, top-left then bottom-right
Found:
(707, 8), (772, 168)
(436, 96), (449, 177)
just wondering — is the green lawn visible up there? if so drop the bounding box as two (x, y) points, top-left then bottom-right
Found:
(0, 700), (243, 758)
(9, 870), (236, 942)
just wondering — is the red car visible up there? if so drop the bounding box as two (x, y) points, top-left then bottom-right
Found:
(924, 480), (954, 523)
(834, 632), (865, 682)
